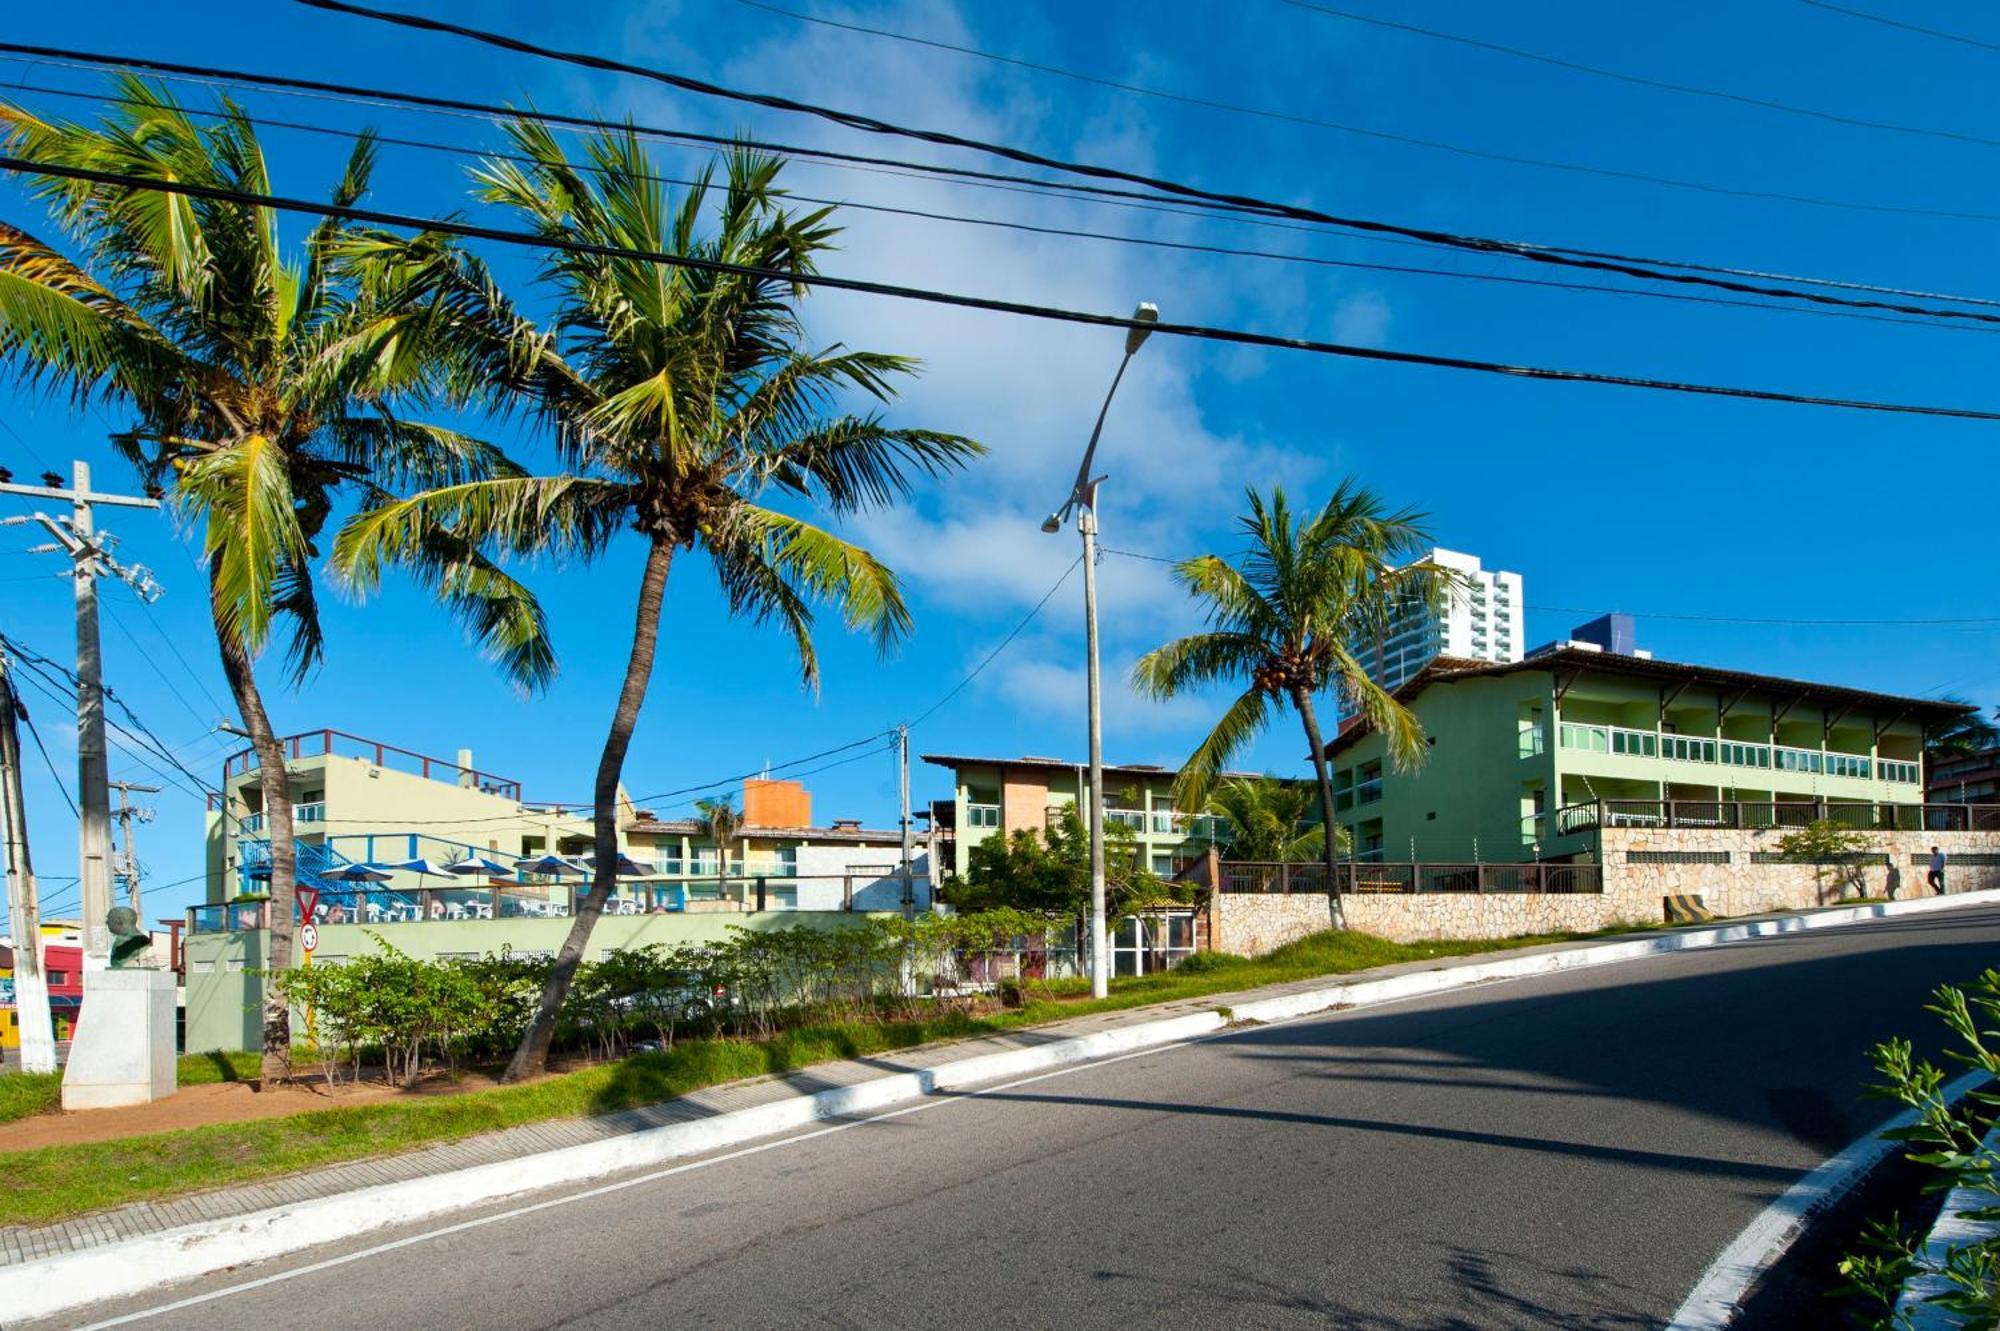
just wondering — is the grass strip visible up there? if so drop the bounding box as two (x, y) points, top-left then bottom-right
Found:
(0, 921), (1666, 1226)
(0, 1051), (265, 1127)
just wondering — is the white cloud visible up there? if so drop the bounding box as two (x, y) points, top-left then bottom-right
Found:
(1331, 290), (1391, 346)
(991, 641), (1216, 737)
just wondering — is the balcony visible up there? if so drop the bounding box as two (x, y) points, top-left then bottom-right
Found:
(1354, 778), (1384, 805)
(222, 729), (524, 802)
(1556, 722), (1913, 785)
(236, 801), (326, 836)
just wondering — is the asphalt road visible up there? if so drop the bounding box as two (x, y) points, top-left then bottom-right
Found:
(45, 908), (2000, 1331)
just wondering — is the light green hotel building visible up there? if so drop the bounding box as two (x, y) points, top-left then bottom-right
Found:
(1324, 645), (1966, 863)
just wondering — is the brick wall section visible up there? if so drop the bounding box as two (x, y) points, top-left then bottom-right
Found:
(1001, 772), (1047, 837)
(1209, 829), (2000, 954)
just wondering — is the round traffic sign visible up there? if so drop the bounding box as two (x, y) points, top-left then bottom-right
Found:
(300, 923), (319, 954)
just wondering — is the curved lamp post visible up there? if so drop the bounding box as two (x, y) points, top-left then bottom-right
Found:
(1042, 302), (1158, 998)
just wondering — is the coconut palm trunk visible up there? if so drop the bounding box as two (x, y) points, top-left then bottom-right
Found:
(215, 607), (298, 1081)
(1291, 686), (1346, 927)
(504, 538), (673, 1082)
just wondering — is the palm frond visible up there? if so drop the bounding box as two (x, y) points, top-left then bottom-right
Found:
(1171, 687), (1272, 813)
(1131, 632), (1267, 700)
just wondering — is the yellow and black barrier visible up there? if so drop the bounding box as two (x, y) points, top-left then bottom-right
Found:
(1663, 893), (1715, 924)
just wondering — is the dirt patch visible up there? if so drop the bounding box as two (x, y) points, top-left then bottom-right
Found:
(0, 1069), (508, 1152)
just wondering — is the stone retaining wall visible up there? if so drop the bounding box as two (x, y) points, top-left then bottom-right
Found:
(1207, 828), (2000, 956)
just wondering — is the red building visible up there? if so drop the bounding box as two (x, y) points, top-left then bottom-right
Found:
(41, 942), (84, 1040)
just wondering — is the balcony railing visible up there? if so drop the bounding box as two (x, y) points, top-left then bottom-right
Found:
(1354, 778), (1384, 805)
(1551, 799), (2000, 836)
(1557, 723), (1918, 785)
(1219, 859), (1601, 896)
(222, 729), (524, 802)
(236, 801), (327, 836)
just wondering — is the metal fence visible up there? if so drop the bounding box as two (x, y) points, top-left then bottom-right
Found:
(189, 871), (930, 935)
(1556, 800), (2000, 835)
(1217, 860), (1602, 895)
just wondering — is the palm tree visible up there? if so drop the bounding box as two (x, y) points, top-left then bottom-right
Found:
(1206, 775), (1344, 863)
(0, 79), (523, 1082)
(333, 124), (981, 1080)
(1928, 695), (2000, 764)
(1133, 484), (1454, 924)
(694, 795), (741, 900)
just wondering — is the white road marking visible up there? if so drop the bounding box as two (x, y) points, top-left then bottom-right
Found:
(71, 1039), (1202, 1330)
(1665, 1069), (1990, 1330)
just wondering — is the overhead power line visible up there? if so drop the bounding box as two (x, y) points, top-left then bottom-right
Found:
(0, 41), (1272, 228)
(907, 554), (1083, 729)
(1279, 0), (2000, 153)
(1102, 550), (2000, 628)
(727, 0), (2000, 223)
(295, 0), (2000, 322)
(10, 152), (2000, 421)
(18, 37), (2000, 316)
(11, 76), (1987, 340)
(1526, 604), (2000, 627)
(1799, 1), (2000, 53)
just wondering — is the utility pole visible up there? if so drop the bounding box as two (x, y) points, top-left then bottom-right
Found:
(1, 461), (162, 967)
(0, 648), (58, 1073)
(897, 724), (914, 919)
(109, 780), (160, 919)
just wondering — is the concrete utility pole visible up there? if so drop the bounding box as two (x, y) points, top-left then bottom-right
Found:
(109, 780), (160, 918)
(1041, 302), (1159, 1000)
(0, 649), (58, 1073)
(897, 724), (914, 919)
(1, 461), (162, 967)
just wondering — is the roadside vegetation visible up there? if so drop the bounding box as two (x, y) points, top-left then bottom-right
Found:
(1833, 968), (2000, 1328)
(1, 919), (1664, 1227)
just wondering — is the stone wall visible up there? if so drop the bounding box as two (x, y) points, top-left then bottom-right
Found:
(1598, 827), (2000, 921)
(1206, 828), (2000, 956)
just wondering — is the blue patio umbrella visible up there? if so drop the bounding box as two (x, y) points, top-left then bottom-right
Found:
(324, 862), (396, 883)
(584, 852), (657, 877)
(443, 853), (515, 877)
(393, 857), (458, 879)
(516, 854), (587, 876)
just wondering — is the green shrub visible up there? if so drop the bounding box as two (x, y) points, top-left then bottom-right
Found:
(1832, 968), (2000, 1326)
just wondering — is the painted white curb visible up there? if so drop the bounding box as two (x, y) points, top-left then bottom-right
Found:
(6, 887), (1997, 1325)
(1666, 1069), (1988, 1330)
(1895, 1124), (2000, 1329)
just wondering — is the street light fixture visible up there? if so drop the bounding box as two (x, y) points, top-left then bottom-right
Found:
(1043, 301), (1157, 1000)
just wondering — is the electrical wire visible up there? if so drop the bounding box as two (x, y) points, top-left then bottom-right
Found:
(296, 0), (2000, 322)
(727, 0), (2000, 222)
(12, 74), (1995, 339)
(15, 692), (80, 817)
(1279, 0), (2000, 152)
(18, 37), (2000, 317)
(1525, 604), (2000, 627)
(907, 554), (1083, 730)
(1100, 549), (2000, 629)
(10, 153), (2000, 423)
(1799, 1), (2000, 54)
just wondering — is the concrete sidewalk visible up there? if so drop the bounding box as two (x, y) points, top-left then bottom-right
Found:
(2, 890), (1989, 1274)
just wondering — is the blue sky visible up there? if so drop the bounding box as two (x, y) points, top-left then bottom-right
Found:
(3, 0), (1997, 929)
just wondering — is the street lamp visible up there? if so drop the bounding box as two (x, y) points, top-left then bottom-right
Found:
(1043, 301), (1158, 999)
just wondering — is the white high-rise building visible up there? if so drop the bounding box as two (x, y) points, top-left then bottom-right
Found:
(1350, 548), (1523, 693)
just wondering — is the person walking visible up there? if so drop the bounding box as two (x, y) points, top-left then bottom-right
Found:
(1928, 845), (1948, 896)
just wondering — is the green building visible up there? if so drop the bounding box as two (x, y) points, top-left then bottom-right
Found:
(1324, 645), (1963, 863)
(923, 753), (1249, 880)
